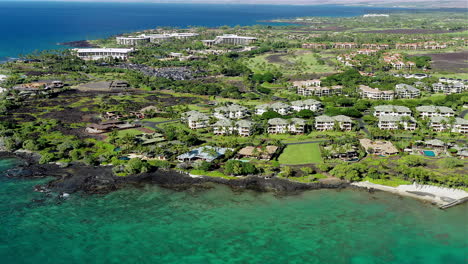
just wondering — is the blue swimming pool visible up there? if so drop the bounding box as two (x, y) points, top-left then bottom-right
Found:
(423, 150), (436, 157)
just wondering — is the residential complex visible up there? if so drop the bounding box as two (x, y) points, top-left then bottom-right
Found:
(395, 83), (421, 98)
(116, 36), (150, 46)
(213, 104), (249, 119)
(373, 105), (412, 117)
(416, 106), (455, 118)
(359, 85), (395, 100)
(73, 48), (134, 60)
(202, 34), (257, 46)
(267, 118), (306, 134)
(315, 115), (353, 131)
(378, 115), (417, 130)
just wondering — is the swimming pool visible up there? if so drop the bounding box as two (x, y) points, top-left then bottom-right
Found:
(423, 150), (436, 157)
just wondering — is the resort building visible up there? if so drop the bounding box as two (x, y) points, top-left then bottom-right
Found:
(213, 119), (235, 135)
(297, 85), (343, 97)
(235, 120), (254, 137)
(395, 84), (421, 98)
(292, 79), (321, 88)
(213, 104), (248, 119)
(212, 119), (254, 136)
(116, 36), (150, 46)
(302, 43), (328, 49)
(359, 139), (398, 156)
(255, 102), (291, 116)
(431, 82), (465, 94)
(378, 116), (417, 130)
(358, 85), (395, 100)
(183, 111), (210, 129)
(267, 118), (306, 134)
(416, 106), (455, 118)
(361, 43), (390, 50)
(332, 42), (358, 49)
(177, 146), (229, 162)
(357, 49), (378, 55)
(73, 48), (134, 61)
(290, 99), (322, 112)
(373, 105), (412, 117)
(143, 33), (199, 43)
(428, 117), (468, 134)
(202, 34), (257, 46)
(315, 115), (353, 131)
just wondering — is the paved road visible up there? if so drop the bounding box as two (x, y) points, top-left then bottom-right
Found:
(357, 118), (371, 137)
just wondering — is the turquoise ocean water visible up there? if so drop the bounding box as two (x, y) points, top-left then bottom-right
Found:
(0, 158), (467, 264)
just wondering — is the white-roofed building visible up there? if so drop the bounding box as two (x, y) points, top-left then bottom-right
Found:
(73, 48), (134, 61)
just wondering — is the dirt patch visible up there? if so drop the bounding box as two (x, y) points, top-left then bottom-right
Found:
(358, 29), (465, 34)
(411, 51), (468, 73)
(137, 127), (154, 133)
(266, 54), (292, 65)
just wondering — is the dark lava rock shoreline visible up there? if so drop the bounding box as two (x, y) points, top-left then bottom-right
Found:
(1, 151), (349, 197)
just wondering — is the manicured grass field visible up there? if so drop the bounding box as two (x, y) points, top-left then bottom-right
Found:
(279, 143), (323, 165)
(114, 129), (143, 138)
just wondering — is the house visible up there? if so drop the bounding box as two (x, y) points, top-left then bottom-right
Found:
(378, 116), (417, 130)
(267, 118), (306, 134)
(423, 139), (447, 150)
(416, 106), (455, 118)
(177, 146), (230, 162)
(237, 146), (278, 160)
(395, 84), (420, 98)
(255, 102), (291, 116)
(109, 80), (129, 89)
(373, 105), (412, 117)
(290, 99), (321, 112)
(322, 144), (359, 160)
(73, 48), (134, 61)
(315, 115), (352, 131)
(183, 111), (210, 129)
(359, 139), (398, 155)
(213, 104), (248, 119)
(359, 85), (395, 100)
(297, 85), (342, 97)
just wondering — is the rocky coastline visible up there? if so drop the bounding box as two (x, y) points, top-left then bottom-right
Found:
(0, 151), (349, 198)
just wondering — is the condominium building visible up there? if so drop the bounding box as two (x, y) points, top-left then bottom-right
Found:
(395, 83), (421, 98)
(302, 43), (328, 49)
(290, 99), (321, 112)
(292, 79), (321, 88)
(236, 120), (254, 137)
(378, 116), (417, 130)
(202, 34), (257, 46)
(297, 86), (343, 97)
(213, 104), (248, 119)
(267, 118), (305, 134)
(213, 119), (234, 135)
(333, 42), (358, 49)
(116, 36), (150, 46)
(429, 117), (468, 134)
(416, 105), (455, 118)
(144, 33), (199, 43)
(183, 111), (210, 129)
(73, 48), (134, 61)
(359, 85), (395, 100)
(361, 43), (390, 49)
(315, 115), (352, 131)
(255, 102), (291, 116)
(373, 105), (412, 117)
(357, 49), (378, 55)
(432, 82), (465, 94)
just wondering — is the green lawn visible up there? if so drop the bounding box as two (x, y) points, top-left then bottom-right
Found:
(113, 129), (143, 138)
(279, 143), (323, 165)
